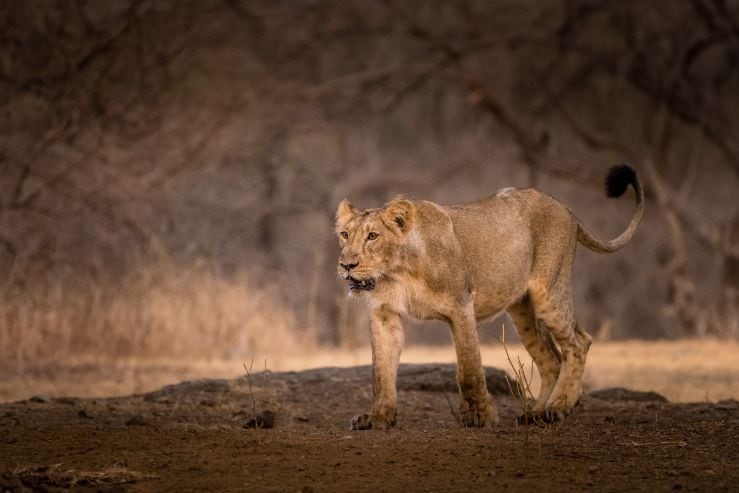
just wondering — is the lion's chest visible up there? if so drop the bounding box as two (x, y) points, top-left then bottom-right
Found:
(372, 275), (453, 321)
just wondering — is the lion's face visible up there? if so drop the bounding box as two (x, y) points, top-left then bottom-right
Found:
(334, 197), (416, 294)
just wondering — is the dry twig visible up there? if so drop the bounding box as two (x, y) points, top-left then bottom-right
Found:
(242, 358), (258, 427)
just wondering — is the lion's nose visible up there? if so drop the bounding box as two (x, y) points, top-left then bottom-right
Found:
(340, 261), (359, 271)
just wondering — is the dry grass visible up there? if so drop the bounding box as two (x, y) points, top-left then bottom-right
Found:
(500, 331), (538, 422)
(583, 339), (739, 402)
(0, 264), (303, 369)
(2, 339), (737, 404)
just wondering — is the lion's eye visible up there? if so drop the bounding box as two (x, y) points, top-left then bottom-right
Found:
(367, 232), (379, 241)
(340, 231), (349, 239)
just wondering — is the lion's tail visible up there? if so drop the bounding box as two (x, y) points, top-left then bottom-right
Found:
(576, 164), (645, 254)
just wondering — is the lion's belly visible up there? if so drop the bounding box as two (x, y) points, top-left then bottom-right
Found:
(462, 231), (533, 321)
(469, 260), (531, 321)
(472, 285), (527, 321)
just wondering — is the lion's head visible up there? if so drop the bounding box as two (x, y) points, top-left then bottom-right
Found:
(334, 197), (416, 293)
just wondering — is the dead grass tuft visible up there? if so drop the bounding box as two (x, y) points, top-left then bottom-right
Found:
(500, 328), (543, 428)
(500, 329), (535, 409)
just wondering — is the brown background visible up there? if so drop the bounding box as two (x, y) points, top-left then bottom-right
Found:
(1, 0), (737, 366)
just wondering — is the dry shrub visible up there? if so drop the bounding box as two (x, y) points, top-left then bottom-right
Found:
(500, 328), (539, 425)
(0, 263), (302, 370)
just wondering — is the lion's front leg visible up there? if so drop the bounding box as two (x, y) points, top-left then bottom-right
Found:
(350, 306), (404, 431)
(449, 305), (499, 428)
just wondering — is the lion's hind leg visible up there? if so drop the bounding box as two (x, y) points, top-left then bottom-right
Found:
(528, 279), (592, 422)
(507, 294), (561, 421)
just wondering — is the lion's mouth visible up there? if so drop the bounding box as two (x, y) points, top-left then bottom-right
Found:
(347, 277), (376, 292)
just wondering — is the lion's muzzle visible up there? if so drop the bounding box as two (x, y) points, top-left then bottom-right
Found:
(347, 276), (376, 292)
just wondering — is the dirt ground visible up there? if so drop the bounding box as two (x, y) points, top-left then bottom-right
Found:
(1, 364), (738, 492)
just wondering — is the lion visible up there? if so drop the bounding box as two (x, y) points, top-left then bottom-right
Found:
(335, 164), (644, 430)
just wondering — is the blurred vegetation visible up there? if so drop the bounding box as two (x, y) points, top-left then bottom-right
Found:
(0, 0), (737, 366)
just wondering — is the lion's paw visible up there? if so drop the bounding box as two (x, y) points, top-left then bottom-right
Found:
(516, 406), (577, 425)
(459, 404), (499, 428)
(349, 414), (372, 430)
(349, 413), (396, 431)
(534, 395), (582, 424)
(542, 408), (566, 423)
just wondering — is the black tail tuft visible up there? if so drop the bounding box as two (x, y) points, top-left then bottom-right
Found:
(605, 163), (637, 198)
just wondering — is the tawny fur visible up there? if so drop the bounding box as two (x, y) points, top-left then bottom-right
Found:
(335, 165), (644, 429)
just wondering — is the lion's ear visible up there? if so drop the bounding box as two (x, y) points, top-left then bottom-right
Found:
(336, 199), (357, 225)
(382, 198), (415, 234)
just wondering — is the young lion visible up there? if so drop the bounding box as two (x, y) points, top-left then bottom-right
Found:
(335, 164), (644, 429)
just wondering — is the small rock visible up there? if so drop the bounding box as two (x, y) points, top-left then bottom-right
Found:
(296, 415), (310, 422)
(125, 414), (149, 426)
(244, 410), (275, 429)
(78, 409), (93, 419)
(29, 395), (51, 404)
